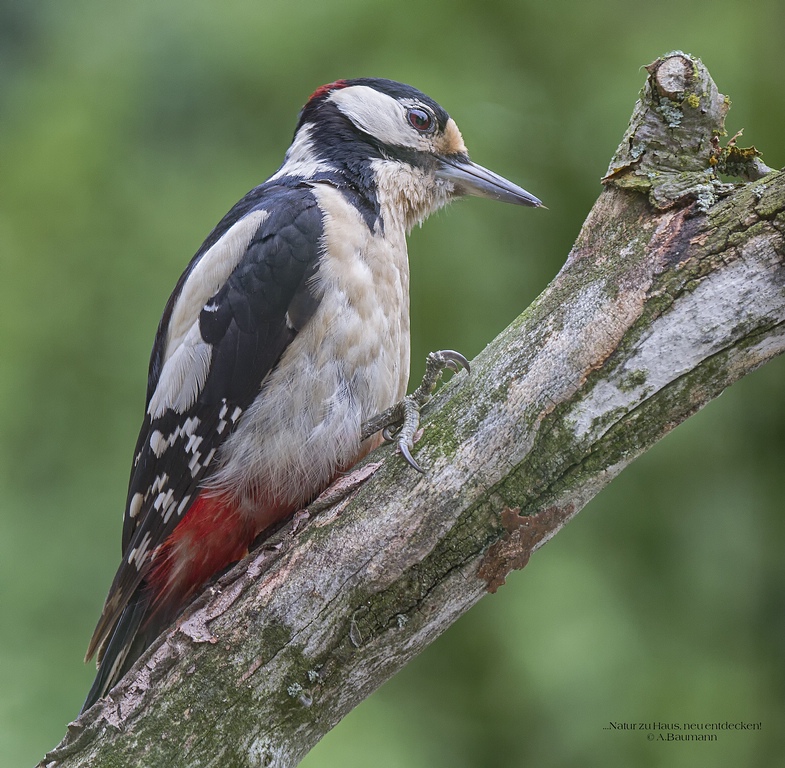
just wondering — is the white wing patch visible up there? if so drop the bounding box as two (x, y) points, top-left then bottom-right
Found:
(165, 209), (269, 363)
(148, 325), (213, 418)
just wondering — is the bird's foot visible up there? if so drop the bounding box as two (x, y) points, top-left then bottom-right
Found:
(360, 350), (470, 472)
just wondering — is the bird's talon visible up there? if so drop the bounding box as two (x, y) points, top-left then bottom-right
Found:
(399, 441), (425, 473)
(365, 350), (472, 472)
(437, 350), (470, 375)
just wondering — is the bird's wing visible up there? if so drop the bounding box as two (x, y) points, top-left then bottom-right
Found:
(86, 183), (324, 661)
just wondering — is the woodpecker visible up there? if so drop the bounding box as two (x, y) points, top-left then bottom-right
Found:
(82, 78), (541, 712)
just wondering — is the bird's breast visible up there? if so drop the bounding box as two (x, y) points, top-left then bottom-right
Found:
(308, 183), (411, 411)
(210, 184), (410, 517)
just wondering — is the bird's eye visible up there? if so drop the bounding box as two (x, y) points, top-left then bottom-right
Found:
(407, 108), (434, 133)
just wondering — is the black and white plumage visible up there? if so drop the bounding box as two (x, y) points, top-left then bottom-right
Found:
(82, 78), (541, 712)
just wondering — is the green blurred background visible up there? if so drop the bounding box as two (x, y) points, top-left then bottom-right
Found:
(2, 0), (784, 765)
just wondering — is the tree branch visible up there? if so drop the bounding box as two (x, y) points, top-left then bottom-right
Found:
(41, 52), (785, 768)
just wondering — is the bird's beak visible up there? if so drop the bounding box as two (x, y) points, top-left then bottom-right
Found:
(436, 156), (542, 207)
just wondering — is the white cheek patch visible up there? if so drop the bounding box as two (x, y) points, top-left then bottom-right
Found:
(329, 86), (428, 150)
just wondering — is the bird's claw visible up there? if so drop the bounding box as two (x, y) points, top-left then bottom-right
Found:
(436, 350), (471, 376)
(394, 393), (426, 473)
(398, 436), (424, 474)
(362, 349), (470, 473)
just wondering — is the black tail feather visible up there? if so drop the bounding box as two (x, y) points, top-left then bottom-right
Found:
(81, 591), (152, 713)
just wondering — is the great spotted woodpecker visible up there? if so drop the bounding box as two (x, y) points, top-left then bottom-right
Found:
(82, 78), (541, 712)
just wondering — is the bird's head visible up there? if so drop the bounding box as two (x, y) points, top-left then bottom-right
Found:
(276, 78), (542, 232)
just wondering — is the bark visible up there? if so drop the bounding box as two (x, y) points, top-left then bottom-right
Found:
(41, 52), (785, 768)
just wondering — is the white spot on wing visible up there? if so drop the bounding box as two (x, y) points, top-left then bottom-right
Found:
(183, 416), (200, 436)
(128, 492), (144, 519)
(150, 430), (165, 456)
(154, 488), (174, 511)
(185, 433), (203, 453)
(128, 531), (153, 569)
(162, 497), (178, 524)
(149, 473), (169, 495)
(188, 452), (202, 476)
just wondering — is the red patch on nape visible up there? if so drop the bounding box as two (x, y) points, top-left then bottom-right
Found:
(308, 79), (349, 102)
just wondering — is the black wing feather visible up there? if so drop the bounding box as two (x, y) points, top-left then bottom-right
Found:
(91, 184), (325, 660)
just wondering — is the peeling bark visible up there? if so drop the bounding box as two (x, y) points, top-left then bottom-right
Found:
(40, 53), (785, 768)
(477, 504), (575, 593)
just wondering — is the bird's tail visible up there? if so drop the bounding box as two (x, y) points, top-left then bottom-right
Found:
(81, 591), (147, 713)
(81, 492), (258, 713)
(81, 587), (190, 714)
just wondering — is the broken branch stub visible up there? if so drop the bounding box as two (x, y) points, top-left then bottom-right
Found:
(603, 51), (773, 208)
